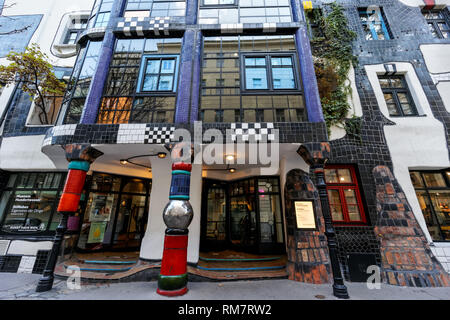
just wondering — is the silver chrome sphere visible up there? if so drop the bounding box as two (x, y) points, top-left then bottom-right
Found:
(162, 200), (193, 229)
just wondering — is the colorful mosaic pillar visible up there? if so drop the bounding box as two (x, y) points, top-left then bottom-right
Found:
(36, 144), (102, 292)
(157, 145), (193, 296)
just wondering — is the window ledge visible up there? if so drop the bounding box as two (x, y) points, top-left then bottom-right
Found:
(52, 44), (77, 58)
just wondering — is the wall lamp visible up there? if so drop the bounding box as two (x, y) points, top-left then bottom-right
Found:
(120, 152), (167, 171)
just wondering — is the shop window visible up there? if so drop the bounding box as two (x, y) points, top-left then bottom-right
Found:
(0, 173), (66, 234)
(96, 38), (181, 124)
(324, 165), (367, 225)
(422, 9), (450, 39)
(410, 170), (450, 242)
(378, 75), (417, 117)
(358, 7), (392, 40)
(200, 35), (305, 123)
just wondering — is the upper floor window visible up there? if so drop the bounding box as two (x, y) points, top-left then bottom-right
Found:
(200, 36), (305, 123)
(138, 55), (180, 93)
(243, 55), (297, 91)
(64, 18), (88, 44)
(410, 170), (450, 242)
(422, 9), (450, 39)
(124, 0), (186, 18)
(358, 7), (392, 40)
(378, 75), (417, 117)
(89, 0), (114, 28)
(325, 165), (367, 225)
(198, 0), (292, 24)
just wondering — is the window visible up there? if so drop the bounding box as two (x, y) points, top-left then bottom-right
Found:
(96, 38), (181, 124)
(139, 56), (179, 92)
(378, 75), (417, 116)
(410, 170), (450, 242)
(358, 7), (392, 40)
(422, 9), (450, 39)
(0, 173), (66, 234)
(124, 0), (186, 18)
(325, 165), (367, 225)
(63, 18), (88, 45)
(200, 36), (305, 123)
(199, 0), (292, 24)
(90, 0), (114, 28)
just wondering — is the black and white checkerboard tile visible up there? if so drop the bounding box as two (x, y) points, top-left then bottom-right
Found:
(117, 16), (170, 36)
(144, 126), (175, 144)
(117, 124), (175, 144)
(229, 123), (277, 143)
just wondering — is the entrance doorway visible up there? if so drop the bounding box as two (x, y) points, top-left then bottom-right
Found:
(201, 177), (285, 254)
(76, 172), (151, 252)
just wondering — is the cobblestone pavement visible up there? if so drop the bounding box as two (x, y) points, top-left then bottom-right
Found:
(1, 273), (450, 300)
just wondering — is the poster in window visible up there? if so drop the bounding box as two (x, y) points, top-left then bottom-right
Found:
(89, 194), (114, 222)
(294, 201), (316, 229)
(87, 221), (107, 243)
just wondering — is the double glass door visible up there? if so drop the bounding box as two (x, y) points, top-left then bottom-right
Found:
(77, 173), (151, 251)
(201, 178), (284, 254)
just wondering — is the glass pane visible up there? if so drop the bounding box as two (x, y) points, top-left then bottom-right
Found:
(416, 190), (443, 241)
(410, 172), (424, 188)
(161, 59), (175, 73)
(401, 103), (415, 116)
(245, 68), (268, 89)
(325, 169), (338, 183)
(143, 75), (158, 91)
(344, 189), (361, 221)
(428, 190), (450, 241)
(259, 194), (283, 243)
(122, 179), (146, 194)
(158, 75), (174, 91)
(272, 67), (295, 89)
(337, 169), (353, 183)
(230, 195), (256, 246)
(379, 78), (390, 88)
(328, 189), (343, 221)
(113, 194), (147, 248)
(423, 172), (446, 188)
(391, 77), (404, 88)
(91, 174), (121, 192)
(146, 60), (161, 73)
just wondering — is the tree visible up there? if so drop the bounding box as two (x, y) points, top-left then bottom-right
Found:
(0, 44), (66, 125)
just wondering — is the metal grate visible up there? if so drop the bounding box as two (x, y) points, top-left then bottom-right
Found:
(32, 250), (50, 274)
(1, 255), (22, 273)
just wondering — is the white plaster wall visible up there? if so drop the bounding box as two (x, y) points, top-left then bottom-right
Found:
(0, 135), (57, 170)
(397, 0), (450, 7)
(365, 62), (450, 246)
(420, 44), (450, 74)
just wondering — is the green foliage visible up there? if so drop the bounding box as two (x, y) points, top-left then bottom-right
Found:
(309, 2), (361, 139)
(0, 44), (66, 124)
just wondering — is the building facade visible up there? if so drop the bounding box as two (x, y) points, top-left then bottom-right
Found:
(0, 0), (449, 288)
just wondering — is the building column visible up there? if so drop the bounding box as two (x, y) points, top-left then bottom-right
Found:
(80, 0), (127, 124)
(290, 0), (324, 123)
(174, 29), (203, 123)
(36, 144), (103, 292)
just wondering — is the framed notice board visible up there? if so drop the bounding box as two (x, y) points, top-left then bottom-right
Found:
(294, 200), (317, 230)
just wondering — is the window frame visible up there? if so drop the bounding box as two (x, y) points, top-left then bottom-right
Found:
(378, 74), (418, 117)
(358, 7), (392, 40)
(422, 9), (450, 39)
(325, 164), (367, 226)
(200, 0), (238, 8)
(240, 52), (301, 94)
(410, 169), (450, 242)
(137, 54), (180, 94)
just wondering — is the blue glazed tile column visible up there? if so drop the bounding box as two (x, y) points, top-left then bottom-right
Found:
(291, 0), (324, 123)
(174, 30), (203, 123)
(80, 0), (127, 124)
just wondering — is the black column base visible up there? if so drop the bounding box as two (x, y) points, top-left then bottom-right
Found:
(333, 283), (350, 299)
(35, 275), (55, 293)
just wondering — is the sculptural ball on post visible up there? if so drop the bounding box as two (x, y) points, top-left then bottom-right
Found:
(157, 143), (194, 296)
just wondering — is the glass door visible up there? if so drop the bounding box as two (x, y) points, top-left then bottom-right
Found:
(201, 180), (227, 250)
(229, 195), (257, 252)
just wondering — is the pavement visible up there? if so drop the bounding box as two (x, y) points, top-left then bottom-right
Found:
(1, 273), (450, 300)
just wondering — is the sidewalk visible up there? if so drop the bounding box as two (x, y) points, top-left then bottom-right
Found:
(1, 273), (450, 300)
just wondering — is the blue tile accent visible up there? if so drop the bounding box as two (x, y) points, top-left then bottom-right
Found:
(186, 0), (199, 25)
(0, 14), (43, 58)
